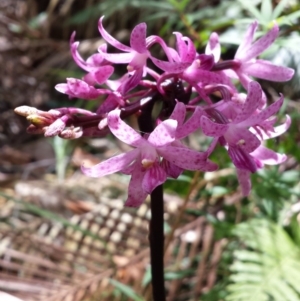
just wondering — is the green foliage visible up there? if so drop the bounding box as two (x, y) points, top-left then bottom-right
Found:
(109, 279), (145, 301)
(226, 219), (300, 301)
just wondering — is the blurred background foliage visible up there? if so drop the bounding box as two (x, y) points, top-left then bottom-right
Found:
(0, 0), (300, 300)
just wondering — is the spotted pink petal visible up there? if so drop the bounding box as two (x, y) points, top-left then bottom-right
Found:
(158, 146), (218, 171)
(176, 106), (204, 139)
(97, 52), (133, 64)
(240, 22), (279, 61)
(234, 81), (262, 123)
(98, 16), (132, 52)
(81, 148), (139, 177)
(205, 32), (220, 62)
(125, 163), (148, 207)
(226, 127), (260, 153)
(107, 110), (146, 147)
(84, 65), (114, 85)
(235, 21), (258, 59)
(201, 116), (228, 137)
(259, 115), (291, 139)
(169, 102), (186, 126)
(236, 168), (251, 196)
(240, 94), (284, 127)
(161, 159), (183, 179)
(150, 57), (191, 73)
(148, 119), (177, 147)
(142, 163), (167, 194)
(251, 146), (287, 165)
(243, 60), (294, 81)
(130, 23), (147, 53)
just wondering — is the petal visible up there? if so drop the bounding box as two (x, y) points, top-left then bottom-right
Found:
(98, 16), (132, 52)
(142, 163), (167, 194)
(158, 146), (218, 171)
(205, 32), (220, 62)
(201, 116), (228, 137)
(260, 115), (291, 139)
(235, 21), (258, 60)
(150, 56), (191, 73)
(125, 163), (148, 207)
(236, 168), (252, 196)
(176, 106), (204, 139)
(234, 81), (262, 123)
(240, 94), (284, 127)
(117, 68), (144, 95)
(251, 146), (287, 165)
(107, 110), (146, 147)
(161, 159), (183, 179)
(226, 127), (261, 153)
(98, 52), (133, 64)
(243, 59), (295, 81)
(169, 102), (186, 126)
(84, 65), (114, 85)
(228, 145), (257, 173)
(241, 22), (279, 61)
(130, 23), (147, 53)
(81, 148), (139, 177)
(148, 119), (177, 146)
(174, 33), (196, 63)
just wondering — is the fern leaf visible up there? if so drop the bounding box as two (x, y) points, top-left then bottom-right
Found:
(226, 219), (300, 301)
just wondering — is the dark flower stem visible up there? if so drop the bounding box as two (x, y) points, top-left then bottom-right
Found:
(149, 185), (166, 300)
(137, 94), (166, 301)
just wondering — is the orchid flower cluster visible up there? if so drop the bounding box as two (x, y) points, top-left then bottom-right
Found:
(15, 17), (294, 207)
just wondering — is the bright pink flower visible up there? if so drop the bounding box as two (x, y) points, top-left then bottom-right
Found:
(82, 105), (217, 206)
(200, 81), (290, 195)
(225, 21), (294, 88)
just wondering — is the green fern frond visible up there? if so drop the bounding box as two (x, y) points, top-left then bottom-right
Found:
(226, 219), (300, 301)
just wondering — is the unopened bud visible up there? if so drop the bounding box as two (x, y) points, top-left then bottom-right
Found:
(27, 114), (51, 126)
(44, 118), (66, 137)
(27, 124), (47, 134)
(15, 106), (39, 117)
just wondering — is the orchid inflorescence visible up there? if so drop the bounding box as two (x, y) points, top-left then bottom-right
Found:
(15, 17), (294, 206)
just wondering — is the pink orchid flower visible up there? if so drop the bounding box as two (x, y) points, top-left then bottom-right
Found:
(82, 105), (217, 206)
(200, 81), (290, 195)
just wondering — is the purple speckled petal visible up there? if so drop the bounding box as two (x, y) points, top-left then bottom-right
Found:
(201, 116), (228, 137)
(205, 32), (220, 62)
(228, 145), (257, 173)
(158, 146), (218, 171)
(259, 115), (291, 139)
(169, 102), (186, 126)
(150, 56), (191, 73)
(107, 110), (146, 147)
(98, 52), (133, 64)
(98, 16), (132, 52)
(117, 68), (144, 95)
(236, 168), (251, 196)
(240, 94), (284, 128)
(84, 65), (114, 85)
(235, 21), (258, 60)
(148, 119), (177, 147)
(161, 159), (183, 179)
(226, 127), (261, 153)
(243, 60), (295, 81)
(142, 163), (167, 193)
(241, 22), (279, 61)
(234, 81), (261, 123)
(174, 33), (196, 63)
(130, 22), (147, 53)
(176, 106), (204, 139)
(125, 163), (148, 207)
(81, 148), (139, 177)
(251, 145), (287, 165)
